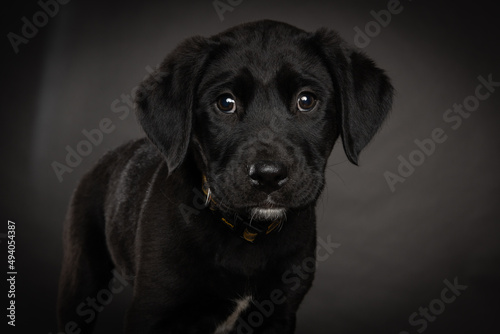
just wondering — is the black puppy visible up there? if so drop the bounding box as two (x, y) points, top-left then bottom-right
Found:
(57, 20), (393, 334)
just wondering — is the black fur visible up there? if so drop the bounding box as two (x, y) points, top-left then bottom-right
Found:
(57, 20), (393, 334)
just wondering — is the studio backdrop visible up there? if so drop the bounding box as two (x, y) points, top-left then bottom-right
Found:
(2, 0), (500, 333)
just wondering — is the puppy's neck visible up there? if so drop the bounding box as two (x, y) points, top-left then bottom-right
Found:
(200, 173), (284, 243)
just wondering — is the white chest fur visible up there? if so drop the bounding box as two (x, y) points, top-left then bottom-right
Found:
(214, 296), (253, 334)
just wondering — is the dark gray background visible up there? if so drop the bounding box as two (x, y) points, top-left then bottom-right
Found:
(2, 0), (500, 333)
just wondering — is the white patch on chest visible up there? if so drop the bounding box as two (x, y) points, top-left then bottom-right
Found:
(214, 295), (252, 334)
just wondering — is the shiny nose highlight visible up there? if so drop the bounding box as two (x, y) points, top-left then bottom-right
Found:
(248, 161), (288, 194)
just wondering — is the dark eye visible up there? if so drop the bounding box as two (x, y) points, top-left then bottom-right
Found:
(216, 94), (236, 114)
(297, 92), (317, 112)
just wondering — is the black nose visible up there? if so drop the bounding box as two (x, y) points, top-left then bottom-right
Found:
(248, 161), (288, 193)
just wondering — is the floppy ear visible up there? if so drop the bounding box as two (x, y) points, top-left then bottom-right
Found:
(135, 36), (210, 173)
(313, 29), (394, 165)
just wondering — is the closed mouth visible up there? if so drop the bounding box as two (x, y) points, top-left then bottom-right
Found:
(250, 207), (286, 221)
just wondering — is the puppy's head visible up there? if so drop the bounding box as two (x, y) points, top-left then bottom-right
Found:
(136, 20), (393, 221)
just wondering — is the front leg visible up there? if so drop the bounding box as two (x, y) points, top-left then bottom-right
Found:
(234, 269), (315, 334)
(124, 275), (247, 334)
(125, 303), (215, 334)
(234, 304), (297, 334)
